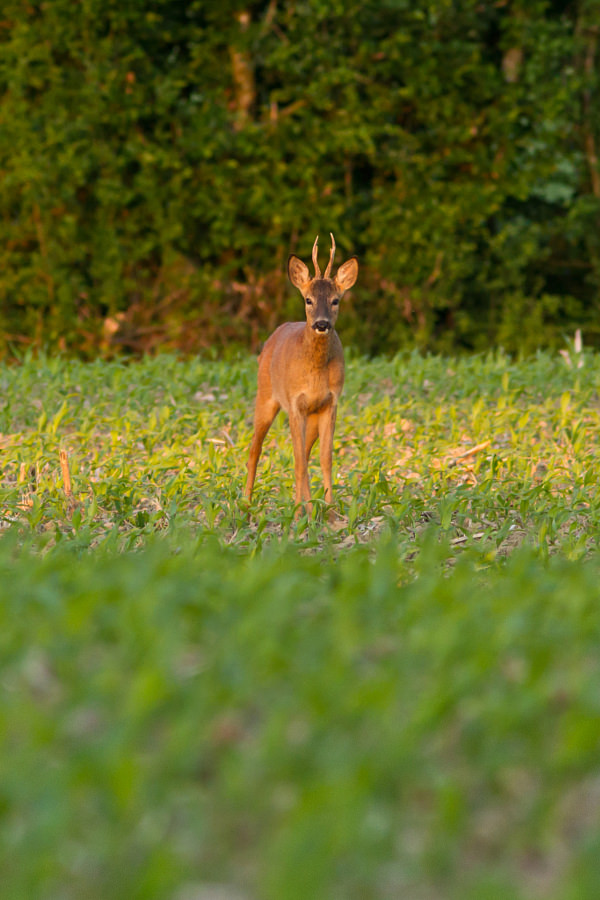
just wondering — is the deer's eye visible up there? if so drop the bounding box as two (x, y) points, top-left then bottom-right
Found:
(331, 299), (339, 306)
(305, 298), (313, 305)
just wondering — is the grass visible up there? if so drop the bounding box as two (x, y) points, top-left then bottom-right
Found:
(1, 343), (600, 899)
(2, 342), (600, 555)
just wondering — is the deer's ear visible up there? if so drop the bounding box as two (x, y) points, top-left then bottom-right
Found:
(288, 255), (311, 292)
(335, 257), (358, 293)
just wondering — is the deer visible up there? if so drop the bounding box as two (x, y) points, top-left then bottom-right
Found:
(245, 233), (358, 516)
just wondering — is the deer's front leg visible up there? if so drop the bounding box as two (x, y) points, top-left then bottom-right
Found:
(289, 404), (311, 513)
(318, 401), (337, 505)
(245, 396), (280, 501)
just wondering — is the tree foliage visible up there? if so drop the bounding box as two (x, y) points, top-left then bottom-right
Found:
(0, 0), (599, 357)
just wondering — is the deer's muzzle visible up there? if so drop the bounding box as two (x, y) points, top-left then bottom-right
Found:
(313, 320), (332, 333)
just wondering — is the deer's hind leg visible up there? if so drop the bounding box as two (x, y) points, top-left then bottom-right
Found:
(305, 414), (320, 462)
(289, 408), (311, 511)
(318, 402), (337, 505)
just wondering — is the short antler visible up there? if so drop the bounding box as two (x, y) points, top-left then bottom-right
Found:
(324, 232), (336, 278)
(312, 235), (321, 278)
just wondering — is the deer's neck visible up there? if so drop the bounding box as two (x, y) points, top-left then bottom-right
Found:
(303, 323), (334, 366)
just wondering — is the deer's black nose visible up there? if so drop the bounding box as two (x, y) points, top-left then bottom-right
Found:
(313, 320), (331, 333)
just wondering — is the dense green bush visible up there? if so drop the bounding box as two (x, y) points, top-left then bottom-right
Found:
(0, 0), (599, 357)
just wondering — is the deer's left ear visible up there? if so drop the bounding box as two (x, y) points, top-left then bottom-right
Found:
(288, 255), (311, 292)
(335, 257), (358, 293)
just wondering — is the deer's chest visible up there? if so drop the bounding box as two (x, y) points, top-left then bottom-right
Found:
(268, 327), (345, 415)
(289, 358), (344, 415)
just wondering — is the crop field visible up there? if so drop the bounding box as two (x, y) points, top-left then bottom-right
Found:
(2, 346), (600, 900)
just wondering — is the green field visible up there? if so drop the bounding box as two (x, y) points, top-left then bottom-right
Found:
(2, 348), (600, 899)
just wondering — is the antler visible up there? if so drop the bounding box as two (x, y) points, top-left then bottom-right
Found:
(312, 235), (321, 278)
(324, 232), (336, 279)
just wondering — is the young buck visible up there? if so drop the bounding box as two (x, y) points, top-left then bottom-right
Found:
(245, 233), (358, 513)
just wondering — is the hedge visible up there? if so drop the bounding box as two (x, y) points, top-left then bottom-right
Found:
(0, 0), (599, 357)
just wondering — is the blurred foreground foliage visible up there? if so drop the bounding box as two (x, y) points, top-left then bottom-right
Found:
(1, 0), (599, 358)
(2, 533), (600, 900)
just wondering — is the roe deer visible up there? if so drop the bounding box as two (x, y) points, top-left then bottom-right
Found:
(245, 233), (358, 513)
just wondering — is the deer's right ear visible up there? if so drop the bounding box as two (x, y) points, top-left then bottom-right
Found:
(288, 255), (311, 292)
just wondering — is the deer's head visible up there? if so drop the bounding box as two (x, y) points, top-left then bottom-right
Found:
(288, 233), (358, 336)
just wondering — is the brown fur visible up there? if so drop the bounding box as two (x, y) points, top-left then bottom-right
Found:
(245, 236), (358, 513)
